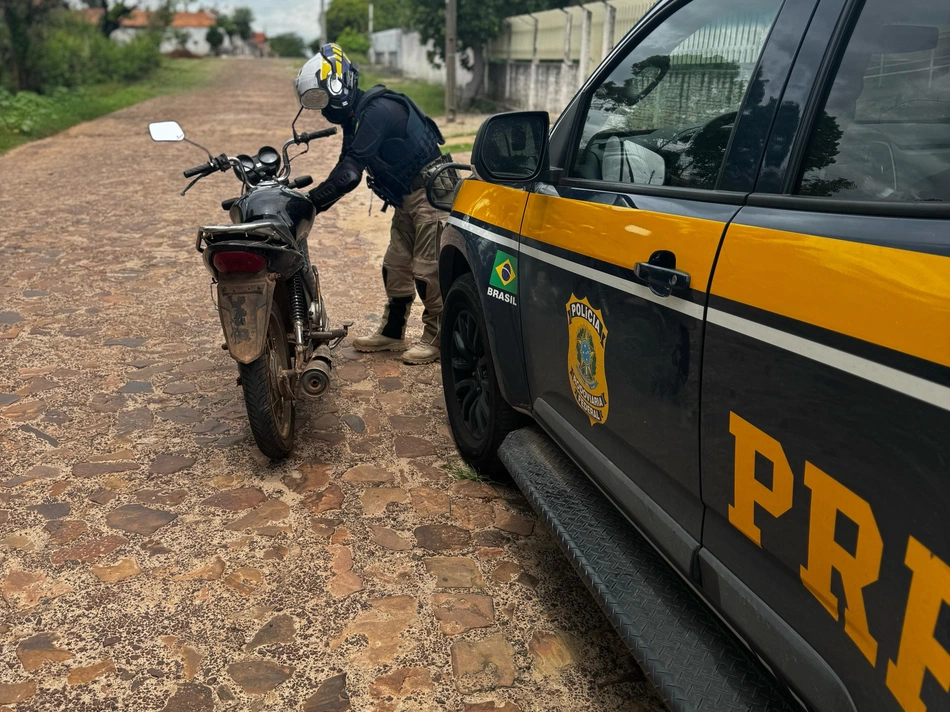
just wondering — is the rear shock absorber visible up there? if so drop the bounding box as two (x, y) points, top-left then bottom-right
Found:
(290, 274), (308, 360)
(290, 274), (307, 325)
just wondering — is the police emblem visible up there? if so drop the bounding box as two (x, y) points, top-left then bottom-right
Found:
(566, 295), (609, 425)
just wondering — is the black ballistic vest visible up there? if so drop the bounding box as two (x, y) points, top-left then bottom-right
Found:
(353, 86), (444, 205)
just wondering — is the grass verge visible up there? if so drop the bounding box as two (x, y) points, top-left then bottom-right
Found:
(0, 58), (223, 154)
(359, 67), (446, 118)
(443, 141), (474, 154)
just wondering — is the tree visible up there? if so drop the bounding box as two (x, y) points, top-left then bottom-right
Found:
(269, 32), (307, 58)
(326, 0), (368, 41)
(206, 24), (224, 55)
(327, 0), (406, 42)
(0, 0), (65, 92)
(82, 1), (135, 38)
(171, 28), (190, 52)
(372, 0), (410, 32)
(337, 26), (370, 56)
(216, 13), (236, 43)
(232, 7), (254, 42)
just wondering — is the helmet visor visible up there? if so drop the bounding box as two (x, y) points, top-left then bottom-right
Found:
(300, 87), (329, 110)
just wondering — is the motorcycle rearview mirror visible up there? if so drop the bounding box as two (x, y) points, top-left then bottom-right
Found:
(149, 121), (185, 142)
(149, 120), (213, 159)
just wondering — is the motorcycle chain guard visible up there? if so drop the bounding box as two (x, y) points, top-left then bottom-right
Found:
(217, 273), (276, 364)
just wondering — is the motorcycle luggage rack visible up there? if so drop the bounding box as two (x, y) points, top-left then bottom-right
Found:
(196, 220), (294, 253)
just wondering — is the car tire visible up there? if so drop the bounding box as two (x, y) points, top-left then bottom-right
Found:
(441, 273), (523, 474)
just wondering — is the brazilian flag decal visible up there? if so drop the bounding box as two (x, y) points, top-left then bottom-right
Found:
(489, 251), (518, 294)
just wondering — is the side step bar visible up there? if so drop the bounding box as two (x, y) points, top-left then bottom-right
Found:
(498, 427), (798, 712)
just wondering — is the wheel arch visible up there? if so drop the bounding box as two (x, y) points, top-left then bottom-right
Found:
(439, 225), (532, 413)
(439, 242), (472, 298)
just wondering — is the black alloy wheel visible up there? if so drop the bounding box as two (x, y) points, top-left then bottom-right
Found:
(239, 304), (295, 459)
(441, 273), (522, 474)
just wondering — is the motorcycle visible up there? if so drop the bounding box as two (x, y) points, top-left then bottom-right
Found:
(147, 119), (350, 459)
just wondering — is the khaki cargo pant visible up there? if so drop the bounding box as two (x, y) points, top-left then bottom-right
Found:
(379, 172), (455, 345)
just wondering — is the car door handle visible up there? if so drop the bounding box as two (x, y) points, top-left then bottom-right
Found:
(634, 262), (691, 297)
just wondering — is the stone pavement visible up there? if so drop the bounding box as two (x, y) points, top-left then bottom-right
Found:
(0, 60), (665, 712)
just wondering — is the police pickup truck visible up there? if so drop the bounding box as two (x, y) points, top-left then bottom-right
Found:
(426, 0), (950, 709)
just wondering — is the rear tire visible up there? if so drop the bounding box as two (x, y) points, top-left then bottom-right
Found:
(441, 273), (523, 475)
(240, 304), (295, 459)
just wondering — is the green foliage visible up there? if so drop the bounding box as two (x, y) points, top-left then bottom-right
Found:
(206, 25), (225, 55)
(327, 0), (368, 40)
(231, 7), (254, 42)
(327, 0), (407, 42)
(0, 58), (221, 153)
(372, 0), (411, 32)
(0, 0), (64, 92)
(269, 33), (307, 58)
(216, 14), (237, 41)
(0, 87), (60, 134)
(169, 28), (190, 51)
(444, 460), (485, 481)
(28, 12), (162, 91)
(408, 0), (566, 65)
(336, 26), (370, 56)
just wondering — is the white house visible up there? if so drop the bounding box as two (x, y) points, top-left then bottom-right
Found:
(104, 9), (228, 57)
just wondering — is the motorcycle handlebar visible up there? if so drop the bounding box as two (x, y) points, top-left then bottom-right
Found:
(183, 162), (214, 178)
(297, 127), (337, 143)
(289, 175), (313, 189)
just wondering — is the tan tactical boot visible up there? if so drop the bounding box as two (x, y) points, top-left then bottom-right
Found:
(353, 332), (409, 353)
(354, 297), (412, 352)
(403, 339), (440, 365)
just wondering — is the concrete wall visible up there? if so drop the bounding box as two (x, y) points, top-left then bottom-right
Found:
(370, 29), (473, 87)
(487, 60), (579, 115)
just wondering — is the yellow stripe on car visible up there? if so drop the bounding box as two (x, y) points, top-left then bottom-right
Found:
(452, 181), (530, 236)
(520, 194), (724, 292)
(712, 224), (950, 369)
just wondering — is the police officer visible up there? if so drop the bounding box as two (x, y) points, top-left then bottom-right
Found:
(294, 44), (456, 364)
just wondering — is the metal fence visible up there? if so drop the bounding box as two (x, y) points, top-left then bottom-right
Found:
(487, 0), (657, 66)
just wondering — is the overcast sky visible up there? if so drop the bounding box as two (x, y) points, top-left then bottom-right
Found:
(207, 1), (323, 42)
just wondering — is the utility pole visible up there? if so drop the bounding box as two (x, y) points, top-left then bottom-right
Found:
(445, 0), (457, 122)
(319, 0), (327, 46)
(368, 2), (374, 63)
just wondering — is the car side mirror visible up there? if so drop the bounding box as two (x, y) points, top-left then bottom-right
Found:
(148, 121), (185, 142)
(471, 111), (549, 184)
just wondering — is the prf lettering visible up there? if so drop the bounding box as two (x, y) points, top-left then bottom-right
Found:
(728, 412), (950, 712)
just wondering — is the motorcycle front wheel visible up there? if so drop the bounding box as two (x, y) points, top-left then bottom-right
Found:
(239, 304), (295, 459)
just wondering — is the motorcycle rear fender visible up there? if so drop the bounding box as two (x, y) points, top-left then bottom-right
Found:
(217, 273), (276, 364)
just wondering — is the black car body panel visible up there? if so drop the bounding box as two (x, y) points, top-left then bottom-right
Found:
(438, 0), (950, 709)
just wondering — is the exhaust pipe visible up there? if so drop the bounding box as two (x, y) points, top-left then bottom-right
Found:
(300, 345), (331, 397)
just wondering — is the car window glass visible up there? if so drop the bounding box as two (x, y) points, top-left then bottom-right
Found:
(572, 0), (782, 190)
(797, 0), (950, 202)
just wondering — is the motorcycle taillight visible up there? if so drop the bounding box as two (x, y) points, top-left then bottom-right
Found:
(213, 251), (267, 275)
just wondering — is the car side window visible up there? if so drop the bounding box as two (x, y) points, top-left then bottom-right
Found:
(796, 0), (950, 203)
(572, 0), (782, 190)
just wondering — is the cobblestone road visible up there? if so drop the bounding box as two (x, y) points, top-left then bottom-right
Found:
(0, 60), (664, 712)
